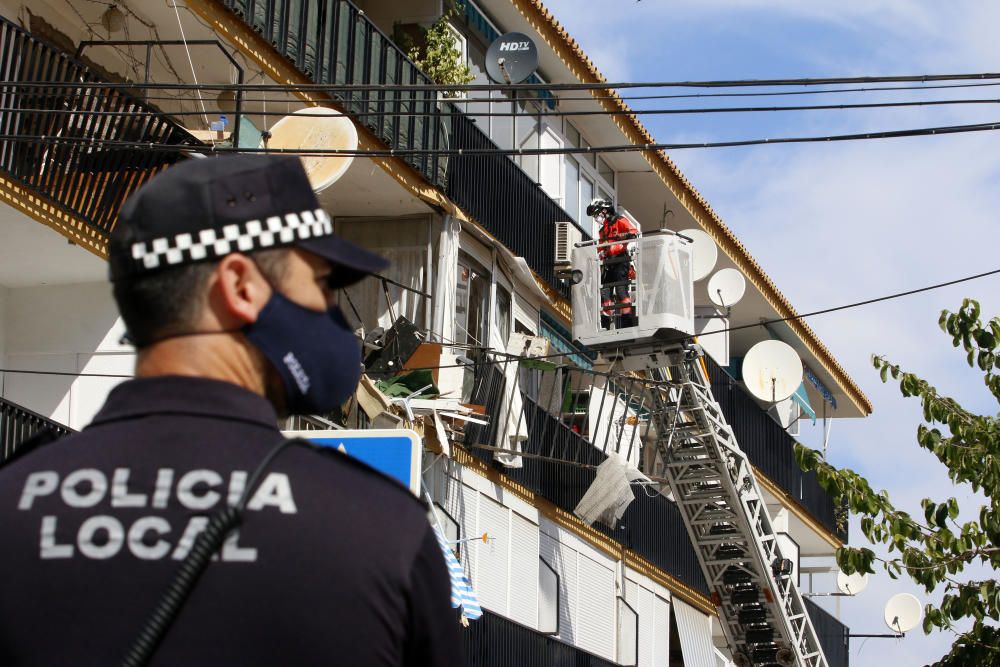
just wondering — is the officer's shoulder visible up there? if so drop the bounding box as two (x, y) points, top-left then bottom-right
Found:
(290, 438), (425, 509)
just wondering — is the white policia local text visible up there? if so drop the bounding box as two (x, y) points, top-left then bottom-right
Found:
(17, 468), (298, 562)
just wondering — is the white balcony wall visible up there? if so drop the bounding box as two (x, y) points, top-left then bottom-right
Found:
(1, 282), (132, 430)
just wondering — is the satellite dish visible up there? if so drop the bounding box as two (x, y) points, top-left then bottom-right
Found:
(708, 268), (746, 308)
(742, 340), (803, 403)
(485, 32), (539, 84)
(679, 228), (718, 281)
(266, 107), (358, 193)
(884, 593), (922, 633)
(837, 571), (870, 596)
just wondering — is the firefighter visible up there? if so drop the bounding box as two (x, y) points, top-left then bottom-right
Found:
(586, 198), (638, 329)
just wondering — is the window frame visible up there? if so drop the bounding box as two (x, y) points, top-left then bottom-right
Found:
(538, 555), (561, 635)
(616, 595), (640, 666)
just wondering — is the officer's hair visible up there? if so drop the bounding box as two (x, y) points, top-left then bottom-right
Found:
(113, 249), (290, 348)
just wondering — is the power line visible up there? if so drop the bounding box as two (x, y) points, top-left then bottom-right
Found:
(4, 119), (998, 156)
(10, 96), (1000, 120)
(5, 71), (1000, 93)
(51, 80), (1000, 108)
(6, 266), (997, 379)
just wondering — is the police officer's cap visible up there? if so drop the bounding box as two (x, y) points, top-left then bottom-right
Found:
(109, 154), (388, 287)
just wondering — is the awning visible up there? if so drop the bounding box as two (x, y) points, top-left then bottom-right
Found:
(539, 312), (594, 369)
(673, 598), (717, 667)
(791, 382), (816, 423)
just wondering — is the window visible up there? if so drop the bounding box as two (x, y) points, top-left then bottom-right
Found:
(538, 557), (560, 634)
(495, 285), (511, 348)
(561, 120), (616, 229)
(564, 157), (580, 222)
(456, 253), (491, 347)
(598, 156), (614, 185)
(617, 597), (639, 666)
(432, 503), (461, 558)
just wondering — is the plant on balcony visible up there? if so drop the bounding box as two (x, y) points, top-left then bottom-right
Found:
(401, 6), (474, 98)
(797, 299), (1000, 667)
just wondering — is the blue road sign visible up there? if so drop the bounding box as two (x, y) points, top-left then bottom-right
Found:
(282, 429), (422, 495)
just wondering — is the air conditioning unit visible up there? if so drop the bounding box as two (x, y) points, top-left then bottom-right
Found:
(554, 221), (582, 266)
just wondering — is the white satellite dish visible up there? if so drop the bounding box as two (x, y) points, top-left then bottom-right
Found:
(708, 268), (746, 308)
(837, 571), (870, 596)
(742, 340), (803, 404)
(266, 106), (358, 193)
(679, 228), (718, 281)
(884, 593), (922, 633)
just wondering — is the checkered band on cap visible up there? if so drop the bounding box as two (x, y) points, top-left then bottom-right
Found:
(128, 208), (333, 272)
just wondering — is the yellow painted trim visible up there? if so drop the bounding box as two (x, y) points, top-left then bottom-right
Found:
(0, 174), (108, 259)
(450, 445), (717, 615)
(755, 466), (843, 550)
(509, 0), (871, 417)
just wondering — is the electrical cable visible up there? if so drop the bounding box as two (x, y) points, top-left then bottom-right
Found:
(10, 96), (1000, 119)
(4, 119), (1000, 157)
(6, 263), (999, 382)
(32, 78), (1000, 108)
(6, 71), (1000, 92)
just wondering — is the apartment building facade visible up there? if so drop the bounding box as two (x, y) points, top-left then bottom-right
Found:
(0, 1), (871, 665)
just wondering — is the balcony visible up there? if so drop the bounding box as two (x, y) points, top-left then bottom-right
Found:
(463, 355), (709, 597)
(463, 609), (618, 667)
(0, 396), (73, 464)
(704, 356), (846, 541)
(218, 0), (579, 290)
(804, 599), (849, 667)
(0, 16), (202, 244)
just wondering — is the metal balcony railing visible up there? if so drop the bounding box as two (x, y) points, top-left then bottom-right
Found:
(0, 16), (201, 239)
(704, 356), (847, 541)
(463, 354), (709, 596)
(804, 599), (849, 667)
(0, 396), (73, 464)
(219, 0), (580, 290)
(463, 609), (618, 667)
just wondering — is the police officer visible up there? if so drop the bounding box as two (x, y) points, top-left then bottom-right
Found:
(0, 155), (462, 666)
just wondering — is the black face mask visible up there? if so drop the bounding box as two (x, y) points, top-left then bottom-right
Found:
(242, 290), (362, 416)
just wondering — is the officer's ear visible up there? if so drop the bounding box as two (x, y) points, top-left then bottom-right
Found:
(212, 253), (271, 325)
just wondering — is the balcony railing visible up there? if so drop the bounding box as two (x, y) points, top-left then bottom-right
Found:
(463, 609), (618, 667)
(0, 396), (73, 464)
(219, 0), (580, 290)
(804, 599), (849, 667)
(0, 16), (201, 240)
(463, 355), (709, 596)
(705, 356), (846, 541)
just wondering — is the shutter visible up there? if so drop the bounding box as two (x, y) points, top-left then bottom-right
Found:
(652, 595), (670, 665)
(673, 598), (715, 667)
(508, 512), (539, 627)
(637, 586), (655, 667)
(451, 483), (479, 584)
(576, 553), (616, 659)
(476, 495), (510, 614)
(541, 532), (578, 645)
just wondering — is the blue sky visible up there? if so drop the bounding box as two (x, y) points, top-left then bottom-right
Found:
(542, 1), (1000, 665)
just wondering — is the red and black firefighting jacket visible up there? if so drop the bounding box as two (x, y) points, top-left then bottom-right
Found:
(598, 214), (639, 259)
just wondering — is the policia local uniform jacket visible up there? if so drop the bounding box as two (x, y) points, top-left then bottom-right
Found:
(0, 376), (462, 666)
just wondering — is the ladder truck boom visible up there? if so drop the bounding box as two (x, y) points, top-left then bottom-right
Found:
(570, 230), (829, 667)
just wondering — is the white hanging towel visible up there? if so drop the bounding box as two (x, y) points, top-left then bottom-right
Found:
(489, 316), (528, 468)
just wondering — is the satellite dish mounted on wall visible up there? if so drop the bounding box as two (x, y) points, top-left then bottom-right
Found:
(679, 228), (718, 281)
(742, 340), (803, 404)
(884, 593), (922, 633)
(707, 268), (747, 310)
(837, 571), (870, 596)
(266, 106), (358, 193)
(485, 32), (539, 84)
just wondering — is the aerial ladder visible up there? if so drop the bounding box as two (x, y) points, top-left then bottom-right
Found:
(570, 230), (828, 667)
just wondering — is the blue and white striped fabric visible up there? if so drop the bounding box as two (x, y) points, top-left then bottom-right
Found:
(432, 526), (482, 620)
